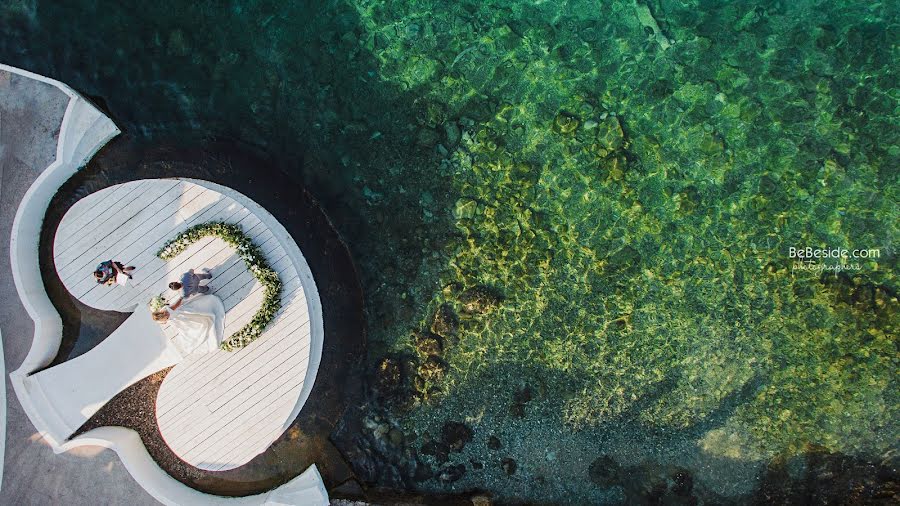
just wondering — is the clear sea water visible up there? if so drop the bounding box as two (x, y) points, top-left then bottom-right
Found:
(2, 1), (897, 503)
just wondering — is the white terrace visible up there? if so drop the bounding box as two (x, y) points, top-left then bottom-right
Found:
(43, 178), (320, 471)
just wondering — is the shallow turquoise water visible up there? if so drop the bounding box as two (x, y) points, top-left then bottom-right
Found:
(2, 0), (897, 503)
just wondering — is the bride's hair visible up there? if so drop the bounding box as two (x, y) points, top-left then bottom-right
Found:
(151, 310), (170, 323)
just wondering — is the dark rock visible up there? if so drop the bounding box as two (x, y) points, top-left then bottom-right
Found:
(509, 402), (525, 418)
(416, 127), (440, 147)
(501, 457), (518, 476)
(413, 462), (433, 482)
(438, 463), (466, 483)
(413, 374), (426, 393)
(418, 356), (447, 382)
(589, 455), (621, 486)
(421, 441), (450, 463)
(330, 478), (365, 498)
(388, 428), (405, 446)
(487, 435), (503, 450)
(443, 122), (461, 148)
(430, 303), (459, 339)
(374, 357), (403, 396)
(471, 459), (484, 470)
(413, 330), (443, 356)
(513, 385), (533, 404)
(458, 286), (504, 315)
(442, 421), (474, 452)
(671, 470), (694, 497)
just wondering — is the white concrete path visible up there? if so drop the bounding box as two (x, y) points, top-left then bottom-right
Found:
(53, 179), (317, 471)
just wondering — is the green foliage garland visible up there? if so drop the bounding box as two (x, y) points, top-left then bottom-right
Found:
(157, 221), (282, 351)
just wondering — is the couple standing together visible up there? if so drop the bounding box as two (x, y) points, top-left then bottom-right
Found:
(151, 268), (226, 354)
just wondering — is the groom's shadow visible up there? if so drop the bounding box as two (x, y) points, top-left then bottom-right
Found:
(204, 249), (259, 319)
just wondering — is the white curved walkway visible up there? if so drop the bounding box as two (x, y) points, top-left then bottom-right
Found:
(53, 179), (320, 471)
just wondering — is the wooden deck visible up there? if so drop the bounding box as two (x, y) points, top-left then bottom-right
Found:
(53, 179), (314, 471)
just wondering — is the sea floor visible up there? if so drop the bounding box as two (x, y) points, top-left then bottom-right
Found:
(2, 0), (897, 503)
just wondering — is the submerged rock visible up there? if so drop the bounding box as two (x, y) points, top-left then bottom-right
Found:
(454, 198), (478, 220)
(513, 385), (533, 404)
(416, 127), (440, 147)
(418, 355), (447, 382)
(589, 455), (621, 486)
(603, 153), (627, 181)
(443, 121), (461, 148)
(458, 286), (504, 315)
(470, 495), (492, 506)
(605, 246), (641, 275)
(430, 304), (459, 339)
(553, 112), (580, 134)
(374, 357), (403, 397)
(488, 435), (503, 450)
(442, 421), (474, 452)
(388, 428), (405, 447)
(595, 116), (626, 151)
(501, 457), (518, 475)
(438, 463), (466, 483)
(671, 469), (694, 497)
(421, 441), (450, 463)
(413, 374), (426, 393)
(413, 330), (443, 356)
(413, 462), (433, 482)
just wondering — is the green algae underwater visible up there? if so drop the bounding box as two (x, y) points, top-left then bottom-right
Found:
(2, 0), (897, 503)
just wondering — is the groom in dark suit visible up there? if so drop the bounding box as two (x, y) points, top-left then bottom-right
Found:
(167, 269), (212, 310)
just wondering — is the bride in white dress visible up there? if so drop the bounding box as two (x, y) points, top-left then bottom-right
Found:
(151, 294), (226, 355)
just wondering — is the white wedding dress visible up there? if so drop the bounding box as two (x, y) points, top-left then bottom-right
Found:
(169, 294), (226, 355)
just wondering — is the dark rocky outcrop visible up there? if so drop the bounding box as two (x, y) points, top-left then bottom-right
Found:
(441, 421), (474, 452)
(430, 303), (459, 339)
(589, 455), (621, 487)
(458, 286), (504, 315)
(413, 330), (443, 356)
(501, 458), (518, 476)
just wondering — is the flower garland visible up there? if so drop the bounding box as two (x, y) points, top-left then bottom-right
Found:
(157, 222), (282, 351)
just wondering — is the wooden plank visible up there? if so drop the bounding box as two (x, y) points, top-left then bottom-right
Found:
(156, 315), (310, 427)
(56, 182), (203, 283)
(156, 303), (310, 419)
(203, 395), (300, 470)
(54, 181), (150, 247)
(55, 180), (181, 266)
(176, 349), (310, 460)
